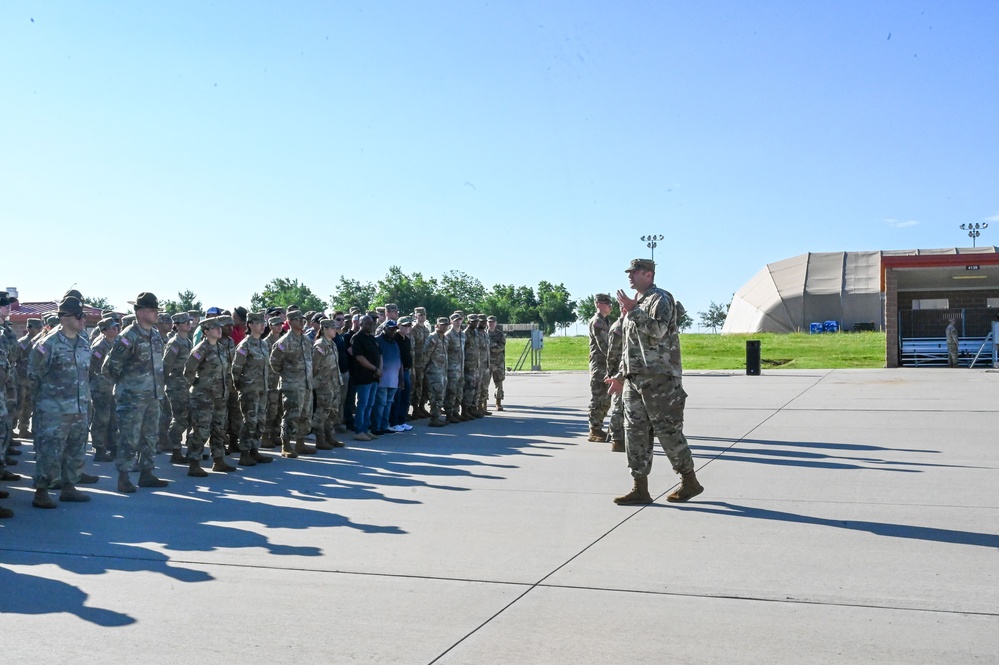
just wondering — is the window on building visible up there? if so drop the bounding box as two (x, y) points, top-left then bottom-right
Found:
(912, 298), (949, 310)
(988, 298), (999, 308)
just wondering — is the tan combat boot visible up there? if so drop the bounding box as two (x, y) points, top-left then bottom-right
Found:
(587, 427), (608, 442)
(666, 472), (704, 503)
(314, 430), (334, 451)
(495, 399), (503, 412)
(281, 440), (299, 458)
(211, 457), (236, 473)
(238, 451), (257, 466)
(138, 470), (169, 488)
(610, 440), (625, 453)
(188, 459), (208, 477)
(295, 437), (317, 456)
(614, 476), (653, 505)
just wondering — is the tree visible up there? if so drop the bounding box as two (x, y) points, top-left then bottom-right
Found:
(536, 281), (576, 335)
(698, 300), (730, 333)
(372, 266), (451, 315)
(328, 277), (376, 313)
(438, 270), (486, 314)
(676, 302), (693, 332)
(82, 295), (114, 311)
(576, 294), (620, 326)
(160, 290), (203, 315)
(251, 278), (326, 313)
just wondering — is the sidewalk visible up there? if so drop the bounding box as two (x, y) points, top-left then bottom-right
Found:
(1, 369), (996, 663)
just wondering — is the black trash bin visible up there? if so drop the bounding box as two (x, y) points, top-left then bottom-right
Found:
(746, 340), (761, 376)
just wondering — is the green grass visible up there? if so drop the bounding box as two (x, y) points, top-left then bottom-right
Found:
(506, 332), (887, 371)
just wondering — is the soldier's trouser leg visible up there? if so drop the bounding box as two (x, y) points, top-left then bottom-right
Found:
(227, 389), (242, 446)
(311, 387), (334, 438)
(477, 368), (490, 407)
(609, 391), (625, 443)
(116, 398), (161, 473)
(0, 402), (9, 470)
(281, 388), (312, 445)
(623, 375), (693, 478)
(15, 381), (34, 432)
(167, 388), (190, 451)
(239, 390), (266, 451)
(34, 412), (88, 490)
(491, 368), (505, 402)
(462, 369), (477, 408)
(157, 396), (172, 451)
(588, 371), (611, 429)
(427, 372), (446, 419)
(187, 395), (213, 461)
(209, 398), (228, 459)
(265, 389), (282, 442)
(410, 366), (424, 411)
(445, 370), (462, 417)
(90, 392), (113, 453)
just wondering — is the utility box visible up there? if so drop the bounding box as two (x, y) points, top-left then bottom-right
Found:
(746, 340), (761, 376)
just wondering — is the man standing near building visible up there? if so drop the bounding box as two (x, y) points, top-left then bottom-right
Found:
(946, 318), (959, 368)
(486, 316), (506, 411)
(101, 292), (170, 493)
(269, 310), (316, 457)
(28, 296), (95, 508)
(607, 259), (703, 506)
(587, 294), (613, 442)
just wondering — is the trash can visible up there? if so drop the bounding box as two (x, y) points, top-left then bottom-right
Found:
(809, 322), (823, 334)
(746, 340), (761, 376)
(824, 320), (839, 333)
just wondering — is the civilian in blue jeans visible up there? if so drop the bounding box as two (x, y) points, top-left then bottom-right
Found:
(372, 321), (403, 435)
(389, 317), (414, 431)
(349, 316), (382, 441)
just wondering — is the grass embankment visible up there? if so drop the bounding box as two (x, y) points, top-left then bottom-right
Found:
(506, 332), (886, 371)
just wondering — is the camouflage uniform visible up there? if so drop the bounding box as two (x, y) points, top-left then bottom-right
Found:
(618, 284), (693, 478)
(89, 329), (119, 458)
(443, 322), (465, 421)
(946, 321), (959, 367)
(475, 318), (491, 412)
(220, 332), (241, 450)
(487, 323), (506, 404)
(311, 328), (342, 449)
(1, 318), (20, 463)
(606, 317), (625, 447)
(28, 328), (91, 490)
(461, 319), (480, 414)
(269, 328), (314, 448)
(422, 324), (449, 423)
(262, 321), (284, 447)
(162, 328), (193, 455)
(409, 313), (430, 414)
(184, 338), (229, 461)
(588, 310), (611, 431)
(232, 333), (270, 453)
(14, 323), (41, 435)
(102, 323), (166, 474)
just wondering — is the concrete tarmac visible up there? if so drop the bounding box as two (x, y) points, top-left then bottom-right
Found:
(1, 369), (996, 664)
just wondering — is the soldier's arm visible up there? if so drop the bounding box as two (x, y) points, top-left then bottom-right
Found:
(626, 293), (673, 342)
(102, 335), (130, 381)
(268, 341), (284, 374)
(184, 347), (203, 386)
(27, 341), (51, 389)
(231, 344), (248, 388)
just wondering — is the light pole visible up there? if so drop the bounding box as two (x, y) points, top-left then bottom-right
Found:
(960, 223), (988, 248)
(640, 234), (664, 261)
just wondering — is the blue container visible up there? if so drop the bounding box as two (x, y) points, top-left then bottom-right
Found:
(824, 320), (839, 333)
(809, 322), (823, 334)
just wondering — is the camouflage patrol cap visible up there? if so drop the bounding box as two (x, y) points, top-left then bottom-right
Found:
(348, 306), (361, 315)
(188, 309), (201, 318)
(171, 312), (192, 324)
(398, 316), (412, 326)
(44, 314), (60, 327)
(625, 258), (656, 273)
(375, 306), (386, 314)
(385, 303), (399, 312)
(594, 293), (612, 304)
(319, 317), (338, 329)
(217, 315), (233, 327)
(467, 314), (479, 322)
(200, 317), (222, 331)
(449, 313), (462, 322)
(157, 313), (173, 324)
(436, 317), (450, 325)
(453, 310), (464, 316)
(311, 313), (325, 324)
(267, 316), (283, 327)
(26, 318), (42, 329)
(246, 312), (266, 325)
(287, 310), (307, 322)
(122, 314), (136, 327)
(287, 304), (300, 312)
(487, 315), (497, 322)
(413, 307), (426, 315)
(57, 296), (84, 318)
(98, 317), (119, 331)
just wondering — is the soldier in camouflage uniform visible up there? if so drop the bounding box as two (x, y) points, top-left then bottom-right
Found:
(184, 317), (235, 476)
(155, 313), (175, 453)
(0, 292), (21, 470)
(89, 317), (120, 462)
(423, 317), (449, 427)
(443, 313), (465, 424)
(605, 316), (625, 453)
(101, 292), (170, 493)
(220, 316), (242, 454)
(587, 294), (613, 441)
(14, 318), (42, 437)
(408, 307), (430, 418)
(486, 316), (506, 411)
(231, 312), (274, 466)
(460, 315), (480, 420)
(269, 309), (316, 458)
(475, 315), (492, 416)
(28, 297), (95, 508)
(162, 312), (193, 464)
(262, 316), (285, 448)
(607, 259), (703, 505)
(311, 318), (344, 450)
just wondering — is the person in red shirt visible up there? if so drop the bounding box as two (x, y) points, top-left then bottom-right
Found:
(230, 307), (248, 346)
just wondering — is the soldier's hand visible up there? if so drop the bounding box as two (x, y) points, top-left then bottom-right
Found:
(605, 376), (623, 396)
(616, 289), (637, 314)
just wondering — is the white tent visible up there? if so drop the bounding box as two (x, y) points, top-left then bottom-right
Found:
(723, 248), (999, 333)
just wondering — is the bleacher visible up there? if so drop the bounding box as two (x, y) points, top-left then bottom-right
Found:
(899, 337), (990, 367)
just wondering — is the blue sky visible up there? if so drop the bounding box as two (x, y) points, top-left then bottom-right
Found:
(3, 2), (997, 330)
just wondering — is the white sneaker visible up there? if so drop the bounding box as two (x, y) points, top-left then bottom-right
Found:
(401, 423), (413, 431)
(390, 425), (406, 432)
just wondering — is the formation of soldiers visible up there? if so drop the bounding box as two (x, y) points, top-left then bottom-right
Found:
(0, 290), (508, 517)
